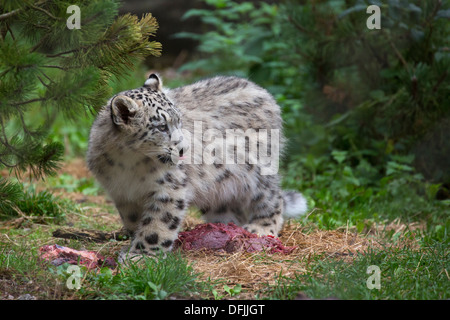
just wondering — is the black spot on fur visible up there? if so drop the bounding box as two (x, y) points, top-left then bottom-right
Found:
(157, 196), (172, 203)
(128, 212), (139, 223)
(251, 193), (264, 203)
(142, 156), (152, 164)
(216, 169), (232, 183)
(139, 131), (147, 140)
(250, 212), (274, 223)
(180, 177), (188, 187)
(161, 212), (173, 224)
(141, 217), (152, 226)
(215, 205), (227, 214)
(255, 202), (268, 210)
(102, 153), (114, 166)
(175, 199), (185, 210)
(231, 207), (244, 216)
(164, 172), (174, 183)
(145, 233), (159, 245)
(146, 203), (160, 212)
(161, 212), (180, 230)
(161, 240), (173, 248)
(169, 217), (180, 230)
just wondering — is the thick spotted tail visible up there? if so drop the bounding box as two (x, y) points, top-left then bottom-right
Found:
(282, 190), (308, 218)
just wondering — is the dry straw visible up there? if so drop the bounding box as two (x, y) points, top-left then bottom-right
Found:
(179, 215), (378, 298)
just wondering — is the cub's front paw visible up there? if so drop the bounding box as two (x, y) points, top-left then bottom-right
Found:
(118, 235), (172, 264)
(118, 245), (165, 265)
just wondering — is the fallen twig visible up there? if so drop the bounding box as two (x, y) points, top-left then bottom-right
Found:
(52, 227), (129, 243)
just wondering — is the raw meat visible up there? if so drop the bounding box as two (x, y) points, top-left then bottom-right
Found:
(39, 244), (117, 270)
(174, 223), (296, 254)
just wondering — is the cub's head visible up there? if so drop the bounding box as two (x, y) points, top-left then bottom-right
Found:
(109, 74), (188, 165)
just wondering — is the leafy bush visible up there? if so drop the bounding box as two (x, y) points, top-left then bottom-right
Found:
(283, 0), (450, 183)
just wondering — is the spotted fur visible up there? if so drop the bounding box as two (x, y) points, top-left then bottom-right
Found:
(87, 74), (307, 258)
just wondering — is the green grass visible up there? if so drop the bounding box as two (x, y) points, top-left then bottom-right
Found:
(0, 227), (74, 299)
(267, 238), (449, 300)
(0, 191), (214, 300)
(1, 192), (448, 300)
(0, 230), (212, 300)
(77, 252), (211, 300)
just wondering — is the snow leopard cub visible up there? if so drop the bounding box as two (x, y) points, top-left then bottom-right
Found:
(87, 73), (307, 257)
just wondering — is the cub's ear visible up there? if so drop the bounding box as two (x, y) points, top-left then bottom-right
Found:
(110, 95), (138, 126)
(144, 73), (162, 91)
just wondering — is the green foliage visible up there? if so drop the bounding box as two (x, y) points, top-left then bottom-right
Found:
(0, 0), (161, 178)
(282, 0), (450, 182)
(176, 0), (283, 80)
(224, 283), (242, 297)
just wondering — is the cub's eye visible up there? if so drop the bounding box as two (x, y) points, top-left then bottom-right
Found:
(157, 124), (168, 132)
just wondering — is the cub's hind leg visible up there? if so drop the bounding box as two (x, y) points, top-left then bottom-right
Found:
(242, 189), (284, 236)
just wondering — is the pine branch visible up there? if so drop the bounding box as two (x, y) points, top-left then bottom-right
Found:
(0, 2), (162, 182)
(29, 34), (50, 53)
(46, 49), (79, 58)
(0, 9), (21, 21)
(29, 4), (62, 21)
(385, 32), (410, 73)
(10, 98), (46, 106)
(432, 71), (447, 93)
(6, 23), (15, 40)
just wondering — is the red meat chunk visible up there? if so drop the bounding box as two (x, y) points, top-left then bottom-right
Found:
(174, 223), (296, 254)
(39, 244), (116, 270)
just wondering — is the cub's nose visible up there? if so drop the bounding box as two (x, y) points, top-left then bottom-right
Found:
(179, 148), (186, 160)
